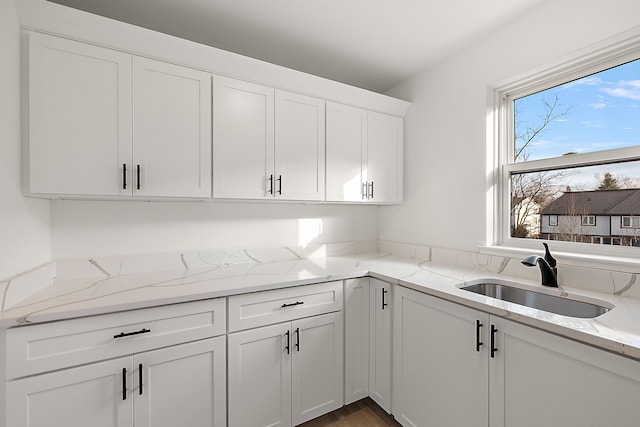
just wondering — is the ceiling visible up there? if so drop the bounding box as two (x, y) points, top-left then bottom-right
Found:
(48, 0), (545, 93)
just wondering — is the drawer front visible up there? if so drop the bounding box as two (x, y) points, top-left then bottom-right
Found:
(6, 298), (225, 379)
(228, 281), (343, 332)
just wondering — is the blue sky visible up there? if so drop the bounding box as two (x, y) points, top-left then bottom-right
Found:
(514, 58), (640, 190)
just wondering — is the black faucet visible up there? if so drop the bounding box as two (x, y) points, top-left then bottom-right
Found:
(521, 243), (558, 287)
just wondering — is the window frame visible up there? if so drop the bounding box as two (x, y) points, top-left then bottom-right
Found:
(582, 216), (596, 227)
(488, 27), (640, 261)
(548, 215), (558, 226)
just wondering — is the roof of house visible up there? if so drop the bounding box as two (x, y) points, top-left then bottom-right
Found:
(541, 188), (640, 216)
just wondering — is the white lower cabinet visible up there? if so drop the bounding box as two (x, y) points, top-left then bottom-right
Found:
(393, 285), (640, 427)
(7, 337), (226, 427)
(344, 278), (370, 404)
(393, 285), (489, 427)
(228, 311), (344, 427)
(490, 317), (640, 427)
(369, 278), (392, 413)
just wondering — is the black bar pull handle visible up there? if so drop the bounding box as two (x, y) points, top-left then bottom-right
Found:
(122, 368), (127, 400)
(285, 330), (290, 354)
(123, 163), (127, 190)
(114, 328), (151, 339)
(476, 320), (483, 352)
(491, 325), (498, 358)
(268, 174), (274, 194)
(139, 363), (143, 396)
(295, 327), (300, 352)
(382, 288), (388, 310)
(136, 164), (141, 190)
(277, 175), (282, 195)
(282, 301), (304, 308)
(369, 181), (374, 199)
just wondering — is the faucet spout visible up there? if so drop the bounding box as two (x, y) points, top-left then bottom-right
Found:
(521, 244), (558, 287)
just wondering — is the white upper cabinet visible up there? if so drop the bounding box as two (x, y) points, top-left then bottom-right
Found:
(325, 103), (367, 202)
(25, 32), (212, 199)
(213, 76), (274, 199)
(26, 32), (133, 197)
(213, 76), (325, 201)
(274, 90), (325, 201)
(132, 57), (211, 198)
(326, 102), (403, 203)
(367, 112), (403, 203)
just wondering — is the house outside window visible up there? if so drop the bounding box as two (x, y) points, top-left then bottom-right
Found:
(492, 30), (640, 258)
(621, 216), (640, 228)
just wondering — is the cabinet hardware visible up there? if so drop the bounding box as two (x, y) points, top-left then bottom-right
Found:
(362, 182), (367, 199)
(382, 288), (388, 310)
(295, 327), (300, 352)
(139, 363), (143, 396)
(281, 301), (304, 308)
(491, 325), (498, 358)
(285, 330), (290, 354)
(122, 163), (127, 190)
(113, 328), (151, 339)
(122, 368), (127, 400)
(136, 164), (141, 190)
(268, 174), (274, 194)
(476, 320), (483, 352)
(277, 175), (282, 195)
(369, 181), (374, 199)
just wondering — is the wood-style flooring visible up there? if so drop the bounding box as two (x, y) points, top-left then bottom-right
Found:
(298, 398), (402, 427)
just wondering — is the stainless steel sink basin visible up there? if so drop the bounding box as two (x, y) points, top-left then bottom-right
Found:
(460, 282), (611, 318)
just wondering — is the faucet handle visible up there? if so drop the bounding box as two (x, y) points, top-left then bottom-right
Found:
(542, 243), (557, 269)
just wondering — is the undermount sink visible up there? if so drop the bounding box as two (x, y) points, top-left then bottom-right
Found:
(460, 281), (612, 318)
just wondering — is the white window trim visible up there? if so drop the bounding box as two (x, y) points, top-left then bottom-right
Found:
(486, 26), (640, 266)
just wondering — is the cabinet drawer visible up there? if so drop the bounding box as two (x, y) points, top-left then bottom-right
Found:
(6, 298), (225, 379)
(228, 281), (343, 332)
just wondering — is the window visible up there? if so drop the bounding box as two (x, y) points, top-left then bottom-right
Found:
(621, 216), (640, 228)
(492, 30), (640, 257)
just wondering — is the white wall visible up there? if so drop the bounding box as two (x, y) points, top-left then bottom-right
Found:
(50, 200), (377, 258)
(380, 0), (640, 252)
(0, 0), (50, 279)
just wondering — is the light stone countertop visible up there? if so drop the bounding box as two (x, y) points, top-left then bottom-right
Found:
(2, 249), (640, 362)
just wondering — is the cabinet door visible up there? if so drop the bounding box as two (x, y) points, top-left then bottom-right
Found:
(26, 32), (132, 197)
(133, 57), (211, 198)
(6, 357), (133, 427)
(213, 76), (275, 199)
(325, 102), (367, 202)
(393, 286), (489, 427)
(134, 337), (226, 427)
(344, 278), (370, 404)
(291, 312), (344, 425)
(490, 317), (640, 427)
(367, 112), (403, 203)
(228, 323), (291, 427)
(274, 90), (325, 201)
(369, 279), (392, 413)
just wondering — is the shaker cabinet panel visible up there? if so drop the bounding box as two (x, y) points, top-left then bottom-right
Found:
(6, 357), (134, 427)
(213, 76), (275, 199)
(325, 102), (367, 202)
(343, 278), (370, 405)
(367, 112), (403, 204)
(132, 57), (212, 198)
(369, 278), (392, 413)
(134, 337), (226, 427)
(393, 285), (489, 427)
(228, 323), (292, 427)
(274, 90), (325, 201)
(490, 317), (640, 427)
(26, 32), (132, 197)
